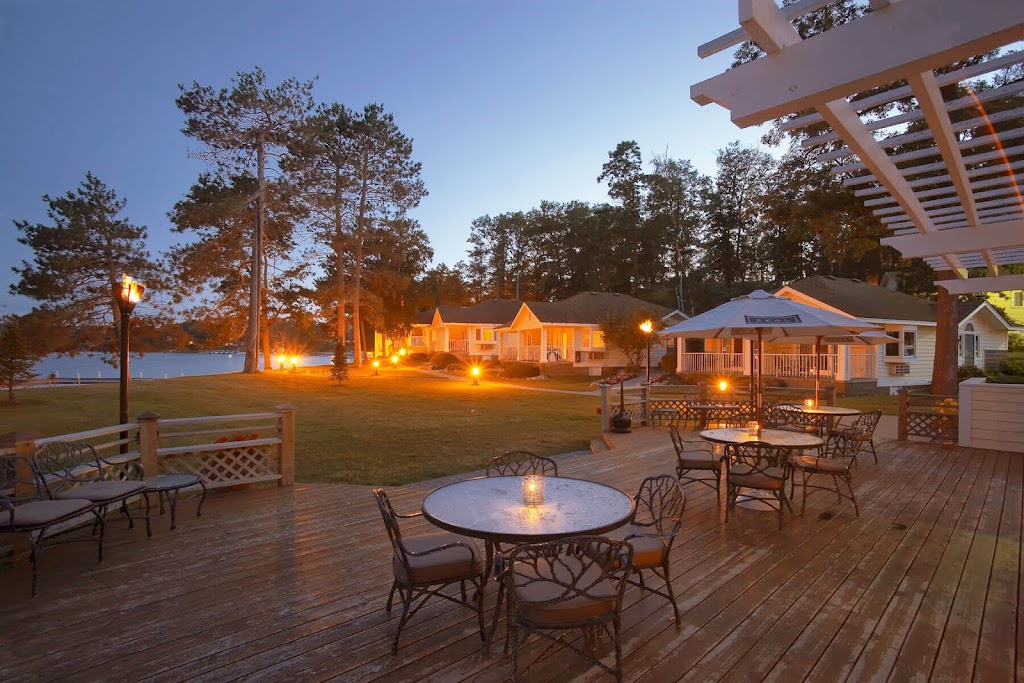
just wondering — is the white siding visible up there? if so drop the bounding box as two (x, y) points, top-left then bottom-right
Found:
(877, 325), (935, 388)
(960, 379), (1024, 453)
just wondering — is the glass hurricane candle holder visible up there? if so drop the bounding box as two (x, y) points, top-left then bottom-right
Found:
(747, 421), (761, 436)
(522, 474), (545, 505)
(804, 398), (814, 409)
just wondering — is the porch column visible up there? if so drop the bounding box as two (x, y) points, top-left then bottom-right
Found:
(540, 328), (548, 363)
(838, 345), (850, 381)
(743, 339), (752, 377)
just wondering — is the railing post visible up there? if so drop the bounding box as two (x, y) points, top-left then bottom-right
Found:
(0, 432), (41, 499)
(136, 412), (160, 476)
(826, 386), (836, 406)
(698, 381), (708, 404)
(599, 385), (610, 432)
(897, 389), (909, 441)
(276, 404), (297, 486)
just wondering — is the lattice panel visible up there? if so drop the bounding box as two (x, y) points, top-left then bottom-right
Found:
(619, 402), (645, 421)
(907, 412), (958, 442)
(162, 444), (279, 485)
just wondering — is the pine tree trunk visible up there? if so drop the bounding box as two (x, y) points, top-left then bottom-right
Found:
(351, 163), (369, 368)
(243, 138), (265, 374)
(334, 177), (347, 346)
(932, 270), (959, 395)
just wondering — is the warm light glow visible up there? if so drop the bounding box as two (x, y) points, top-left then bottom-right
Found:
(373, 359), (380, 368)
(522, 475), (545, 505)
(391, 355), (399, 365)
(640, 319), (653, 334)
(804, 398), (814, 408)
(278, 354), (287, 366)
(718, 380), (728, 392)
(471, 366), (480, 377)
(116, 274), (146, 313)
(398, 348), (406, 356)
(290, 356), (299, 367)
(747, 421), (761, 436)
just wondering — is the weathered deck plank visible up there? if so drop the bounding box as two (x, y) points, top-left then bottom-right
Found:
(1, 431), (1020, 683)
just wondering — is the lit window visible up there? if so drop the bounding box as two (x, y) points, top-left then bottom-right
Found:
(592, 331), (606, 348)
(1014, 291), (1023, 307)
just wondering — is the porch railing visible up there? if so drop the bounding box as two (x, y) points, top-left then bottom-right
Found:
(759, 353), (837, 378)
(448, 339), (468, 352)
(678, 352), (745, 374)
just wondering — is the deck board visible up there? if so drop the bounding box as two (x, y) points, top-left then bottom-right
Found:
(1, 430), (1021, 682)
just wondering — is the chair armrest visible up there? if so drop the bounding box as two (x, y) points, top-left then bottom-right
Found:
(399, 538), (477, 562)
(395, 510), (422, 519)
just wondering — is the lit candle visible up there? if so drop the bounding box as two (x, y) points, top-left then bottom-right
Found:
(522, 474), (545, 505)
(804, 398), (814, 408)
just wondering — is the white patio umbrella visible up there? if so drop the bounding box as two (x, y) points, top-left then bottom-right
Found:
(767, 330), (892, 405)
(660, 290), (881, 420)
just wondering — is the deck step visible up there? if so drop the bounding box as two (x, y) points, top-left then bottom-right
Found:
(590, 437), (611, 453)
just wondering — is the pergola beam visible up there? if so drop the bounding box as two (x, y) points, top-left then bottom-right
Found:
(882, 217), (1024, 258)
(691, 0), (1024, 128)
(936, 273), (1024, 295)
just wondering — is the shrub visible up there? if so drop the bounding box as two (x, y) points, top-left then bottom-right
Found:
(1009, 332), (1024, 353)
(998, 358), (1024, 376)
(659, 351), (677, 373)
(329, 342), (348, 385)
(957, 364), (987, 380)
(429, 352), (459, 369)
(446, 361), (468, 373)
(406, 352), (428, 364)
(501, 362), (540, 379)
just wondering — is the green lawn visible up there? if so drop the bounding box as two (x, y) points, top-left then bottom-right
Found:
(3, 368), (601, 486)
(835, 393), (898, 415)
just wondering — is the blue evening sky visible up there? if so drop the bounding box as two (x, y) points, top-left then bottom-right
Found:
(0, 1), (767, 315)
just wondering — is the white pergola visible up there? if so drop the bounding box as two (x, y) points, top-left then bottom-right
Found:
(691, 0), (1024, 295)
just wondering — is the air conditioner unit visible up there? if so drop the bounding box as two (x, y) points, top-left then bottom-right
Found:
(888, 363), (910, 376)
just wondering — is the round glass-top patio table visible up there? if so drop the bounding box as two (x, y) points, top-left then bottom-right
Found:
(700, 428), (825, 511)
(778, 403), (861, 434)
(421, 475), (636, 546)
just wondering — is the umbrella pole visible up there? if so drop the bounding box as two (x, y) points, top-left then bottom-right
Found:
(756, 329), (763, 425)
(815, 336), (822, 406)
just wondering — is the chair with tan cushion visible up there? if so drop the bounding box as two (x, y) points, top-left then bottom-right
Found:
(725, 441), (792, 530)
(606, 475), (685, 623)
(1, 455), (102, 596)
(373, 487), (486, 654)
(34, 441), (150, 538)
(486, 451), (558, 477)
(503, 536), (632, 682)
(670, 424), (724, 504)
(789, 429), (860, 516)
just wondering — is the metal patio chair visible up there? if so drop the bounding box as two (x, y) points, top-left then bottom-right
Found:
(670, 424), (724, 504)
(789, 429), (861, 516)
(373, 487), (486, 654)
(0, 456), (102, 596)
(486, 451), (558, 477)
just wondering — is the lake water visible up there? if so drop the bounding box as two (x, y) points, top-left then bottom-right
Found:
(31, 352), (337, 380)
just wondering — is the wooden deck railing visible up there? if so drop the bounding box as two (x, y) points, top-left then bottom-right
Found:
(897, 390), (958, 442)
(1, 405), (296, 489)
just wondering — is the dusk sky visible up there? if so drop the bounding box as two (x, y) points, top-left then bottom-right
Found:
(0, 1), (768, 315)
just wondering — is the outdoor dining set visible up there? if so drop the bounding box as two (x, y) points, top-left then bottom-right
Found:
(372, 402), (881, 682)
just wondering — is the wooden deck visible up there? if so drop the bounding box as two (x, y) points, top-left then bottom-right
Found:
(1, 429), (1021, 682)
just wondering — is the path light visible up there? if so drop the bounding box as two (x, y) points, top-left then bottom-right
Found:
(639, 319), (653, 384)
(718, 380), (728, 393)
(290, 356), (299, 372)
(372, 359), (380, 376)
(277, 354), (287, 370)
(391, 354), (399, 370)
(399, 348), (407, 358)
(115, 274), (146, 438)
(471, 366), (480, 386)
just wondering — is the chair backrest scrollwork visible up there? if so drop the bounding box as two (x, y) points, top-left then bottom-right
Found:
(487, 451), (558, 477)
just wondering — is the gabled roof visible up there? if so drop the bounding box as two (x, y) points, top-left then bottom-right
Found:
(423, 299), (520, 325)
(957, 299), (1020, 330)
(525, 292), (671, 325)
(781, 275), (937, 322)
(781, 275), (1018, 328)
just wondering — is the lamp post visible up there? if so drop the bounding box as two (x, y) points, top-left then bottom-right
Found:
(639, 319), (653, 384)
(114, 274), (146, 428)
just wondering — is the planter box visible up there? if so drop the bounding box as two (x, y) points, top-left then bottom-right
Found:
(959, 378), (1024, 453)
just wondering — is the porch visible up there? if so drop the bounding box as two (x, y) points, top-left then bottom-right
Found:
(2, 432), (1019, 681)
(678, 351), (878, 381)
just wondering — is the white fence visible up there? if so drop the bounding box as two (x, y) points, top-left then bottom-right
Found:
(678, 353), (745, 374)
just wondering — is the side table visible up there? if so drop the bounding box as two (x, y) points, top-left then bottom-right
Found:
(144, 473), (207, 530)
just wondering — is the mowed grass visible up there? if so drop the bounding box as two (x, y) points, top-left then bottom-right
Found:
(1, 368), (602, 486)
